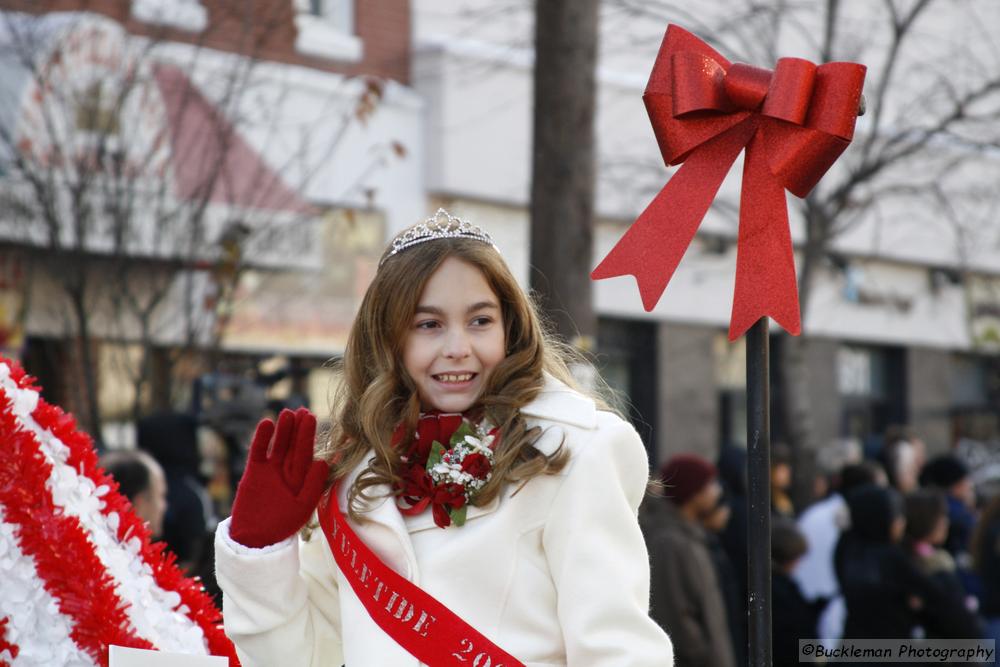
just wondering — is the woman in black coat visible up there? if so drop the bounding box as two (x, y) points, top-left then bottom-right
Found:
(835, 485), (973, 651)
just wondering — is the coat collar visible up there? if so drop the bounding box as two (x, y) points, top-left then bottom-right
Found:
(521, 372), (598, 430)
(334, 373), (599, 576)
(660, 499), (709, 543)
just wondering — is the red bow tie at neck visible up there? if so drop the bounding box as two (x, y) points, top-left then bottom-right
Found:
(393, 412), (466, 468)
(591, 25), (866, 341)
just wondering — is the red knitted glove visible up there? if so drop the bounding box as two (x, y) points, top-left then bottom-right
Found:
(229, 407), (330, 548)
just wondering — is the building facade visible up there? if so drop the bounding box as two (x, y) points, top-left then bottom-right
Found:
(0, 0), (422, 441)
(3, 1), (998, 477)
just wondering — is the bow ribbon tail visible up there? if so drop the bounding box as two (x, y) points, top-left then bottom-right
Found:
(591, 119), (756, 311)
(397, 496), (432, 516)
(729, 129), (802, 341)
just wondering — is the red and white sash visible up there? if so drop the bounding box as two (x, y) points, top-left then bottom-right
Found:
(318, 488), (525, 667)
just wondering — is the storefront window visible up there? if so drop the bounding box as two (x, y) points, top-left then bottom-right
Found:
(597, 318), (657, 452)
(293, 0), (362, 61)
(950, 353), (999, 442)
(837, 344), (906, 450)
(297, 0), (355, 35)
(132, 0), (207, 32)
(714, 333), (747, 448)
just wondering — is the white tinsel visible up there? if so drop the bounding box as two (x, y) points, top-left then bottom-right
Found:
(0, 507), (96, 667)
(0, 365), (209, 655)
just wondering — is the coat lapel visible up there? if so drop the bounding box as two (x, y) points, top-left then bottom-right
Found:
(520, 374), (598, 436)
(335, 452), (421, 581)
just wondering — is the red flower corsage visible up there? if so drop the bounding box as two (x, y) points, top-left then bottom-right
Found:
(392, 413), (500, 528)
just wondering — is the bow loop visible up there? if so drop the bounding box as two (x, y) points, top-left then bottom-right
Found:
(761, 58), (816, 124)
(804, 62), (867, 139)
(765, 61), (867, 197)
(671, 52), (731, 116)
(724, 63), (772, 111)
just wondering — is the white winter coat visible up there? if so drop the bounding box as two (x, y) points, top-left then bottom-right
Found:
(215, 376), (674, 666)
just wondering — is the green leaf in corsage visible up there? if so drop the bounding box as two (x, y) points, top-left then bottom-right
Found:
(449, 421), (475, 447)
(425, 440), (446, 471)
(449, 504), (468, 526)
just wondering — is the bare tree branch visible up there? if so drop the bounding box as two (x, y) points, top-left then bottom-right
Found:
(0, 7), (403, 432)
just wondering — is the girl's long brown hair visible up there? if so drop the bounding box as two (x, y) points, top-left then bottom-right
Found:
(316, 222), (610, 522)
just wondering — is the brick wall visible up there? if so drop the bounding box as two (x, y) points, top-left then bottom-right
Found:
(0, 0), (130, 22)
(344, 0), (410, 84)
(0, 0), (412, 84)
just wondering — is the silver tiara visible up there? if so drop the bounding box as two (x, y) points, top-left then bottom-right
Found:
(380, 208), (497, 266)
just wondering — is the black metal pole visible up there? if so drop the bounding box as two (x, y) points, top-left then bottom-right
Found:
(746, 317), (771, 667)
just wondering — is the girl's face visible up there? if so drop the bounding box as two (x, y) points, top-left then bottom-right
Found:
(402, 257), (506, 413)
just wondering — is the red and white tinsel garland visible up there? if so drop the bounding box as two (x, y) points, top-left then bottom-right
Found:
(0, 358), (239, 667)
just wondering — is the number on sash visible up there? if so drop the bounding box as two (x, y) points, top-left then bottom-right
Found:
(451, 639), (502, 667)
(453, 638), (474, 661)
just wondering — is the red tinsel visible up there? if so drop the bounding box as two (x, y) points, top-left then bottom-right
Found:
(0, 394), (154, 665)
(18, 366), (241, 666)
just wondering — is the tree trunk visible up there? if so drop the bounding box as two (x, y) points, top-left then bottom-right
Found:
(529, 0), (599, 348)
(68, 288), (103, 448)
(778, 203), (827, 507)
(131, 334), (155, 423)
(778, 334), (818, 506)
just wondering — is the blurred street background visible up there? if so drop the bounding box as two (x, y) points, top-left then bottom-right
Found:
(1, 0), (1000, 658)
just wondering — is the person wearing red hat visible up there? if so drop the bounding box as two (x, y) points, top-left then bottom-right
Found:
(639, 453), (737, 667)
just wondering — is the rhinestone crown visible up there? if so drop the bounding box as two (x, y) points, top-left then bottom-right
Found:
(380, 208), (496, 266)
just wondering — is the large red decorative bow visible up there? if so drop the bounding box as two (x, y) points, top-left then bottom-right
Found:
(591, 25), (866, 340)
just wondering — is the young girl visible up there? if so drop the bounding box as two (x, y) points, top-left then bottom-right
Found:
(214, 209), (674, 666)
(835, 484), (974, 645)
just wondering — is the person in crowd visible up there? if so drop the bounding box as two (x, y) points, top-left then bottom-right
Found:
(836, 484), (970, 653)
(700, 492), (746, 667)
(805, 437), (864, 515)
(642, 453), (736, 667)
(903, 488), (984, 642)
(880, 425), (925, 495)
(972, 492), (1000, 664)
(771, 442), (795, 518)
(795, 460), (886, 647)
(99, 449), (168, 539)
(920, 453), (981, 603)
(138, 411), (216, 571)
(920, 454), (977, 560)
(772, 518), (825, 667)
(717, 443), (748, 595)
